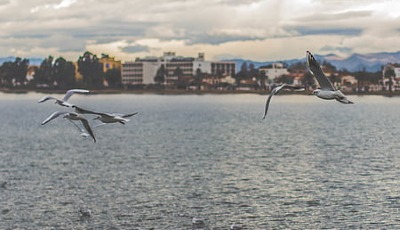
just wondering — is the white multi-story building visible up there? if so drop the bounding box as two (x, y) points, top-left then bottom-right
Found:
(258, 62), (289, 80)
(122, 52), (235, 85)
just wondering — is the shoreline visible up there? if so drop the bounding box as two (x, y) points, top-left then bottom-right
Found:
(1, 88), (400, 96)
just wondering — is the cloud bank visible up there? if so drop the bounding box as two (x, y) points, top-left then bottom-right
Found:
(0, 0), (399, 62)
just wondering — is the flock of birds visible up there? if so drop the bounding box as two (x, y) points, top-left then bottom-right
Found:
(38, 89), (138, 143)
(37, 51), (352, 142)
(262, 51), (354, 119)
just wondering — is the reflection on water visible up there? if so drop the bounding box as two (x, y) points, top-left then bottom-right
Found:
(0, 93), (400, 229)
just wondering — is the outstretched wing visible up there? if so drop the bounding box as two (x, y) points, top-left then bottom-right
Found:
(122, 112), (138, 118)
(79, 118), (96, 143)
(306, 51), (335, 91)
(282, 85), (305, 92)
(63, 89), (89, 102)
(41, 111), (68, 125)
(262, 84), (286, 119)
(38, 96), (57, 103)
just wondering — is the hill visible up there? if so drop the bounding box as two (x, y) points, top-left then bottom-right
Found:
(224, 51), (400, 72)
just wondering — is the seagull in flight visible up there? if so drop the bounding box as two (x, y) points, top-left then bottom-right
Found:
(306, 51), (353, 104)
(72, 105), (138, 125)
(93, 112), (138, 125)
(41, 111), (96, 142)
(38, 89), (90, 107)
(262, 83), (305, 119)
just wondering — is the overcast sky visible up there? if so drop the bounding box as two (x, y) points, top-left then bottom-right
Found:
(1, 0), (399, 62)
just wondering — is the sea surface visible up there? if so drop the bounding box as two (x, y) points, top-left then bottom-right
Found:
(1, 92), (400, 229)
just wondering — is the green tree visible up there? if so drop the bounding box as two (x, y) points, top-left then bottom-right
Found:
(353, 68), (366, 93)
(257, 70), (267, 90)
(194, 68), (204, 90)
(288, 62), (306, 73)
(13, 58), (29, 86)
(276, 74), (294, 84)
(34, 56), (55, 87)
(302, 71), (315, 90)
(77, 51), (104, 89)
(54, 57), (76, 89)
(154, 64), (166, 84)
(248, 63), (258, 79)
(105, 68), (122, 88)
(0, 58), (29, 87)
(384, 65), (396, 92)
(235, 62), (249, 86)
(0, 62), (12, 87)
(173, 66), (187, 89)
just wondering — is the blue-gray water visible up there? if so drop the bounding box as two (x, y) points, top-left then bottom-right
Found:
(1, 93), (400, 229)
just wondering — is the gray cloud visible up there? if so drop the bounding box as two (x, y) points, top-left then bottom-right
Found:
(120, 45), (150, 53)
(0, 0), (10, 5)
(219, 0), (263, 5)
(295, 10), (373, 22)
(293, 27), (363, 36)
(186, 33), (261, 45)
(320, 46), (353, 54)
(0, 0), (398, 61)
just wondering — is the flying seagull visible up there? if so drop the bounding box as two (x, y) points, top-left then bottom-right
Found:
(72, 105), (138, 125)
(41, 111), (96, 142)
(38, 89), (90, 107)
(262, 83), (305, 119)
(306, 51), (353, 104)
(93, 112), (138, 124)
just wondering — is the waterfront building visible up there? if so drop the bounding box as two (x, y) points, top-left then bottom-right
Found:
(258, 62), (289, 80)
(99, 54), (121, 72)
(121, 52), (235, 86)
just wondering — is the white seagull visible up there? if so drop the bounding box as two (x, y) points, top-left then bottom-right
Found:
(72, 105), (138, 125)
(306, 51), (353, 104)
(262, 83), (305, 119)
(38, 89), (90, 107)
(41, 111), (96, 142)
(94, 112), (138, 124)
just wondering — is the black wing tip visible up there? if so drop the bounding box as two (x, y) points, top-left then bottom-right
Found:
(306, 50), (315, 60)
(306, 50), (320, 70)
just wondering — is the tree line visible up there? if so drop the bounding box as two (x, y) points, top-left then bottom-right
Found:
(0, 51), (121, 90)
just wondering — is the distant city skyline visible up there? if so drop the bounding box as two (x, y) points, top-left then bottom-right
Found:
(1, 0), (399, 62)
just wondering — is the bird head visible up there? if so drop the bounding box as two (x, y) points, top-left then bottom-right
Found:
(310, 89), (321, 95)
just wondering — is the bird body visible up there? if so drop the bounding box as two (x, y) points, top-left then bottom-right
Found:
(38, 89), (89, 107)
(41, 111), (96, 142)
(311, 89), (352, 104)
(306, 51), (353, 104)
(94, 112), (138, 124)
(72, 105), (137, 124)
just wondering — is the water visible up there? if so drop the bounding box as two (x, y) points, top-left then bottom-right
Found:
(1, 92), (400, 229)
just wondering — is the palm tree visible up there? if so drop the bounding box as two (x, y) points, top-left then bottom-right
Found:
(384, 65), (396, 92)
(154, 64), (166, 85)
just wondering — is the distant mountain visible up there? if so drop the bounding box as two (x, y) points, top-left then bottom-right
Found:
(224, 51), (400, 72)
(0, 56), (43, 66)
